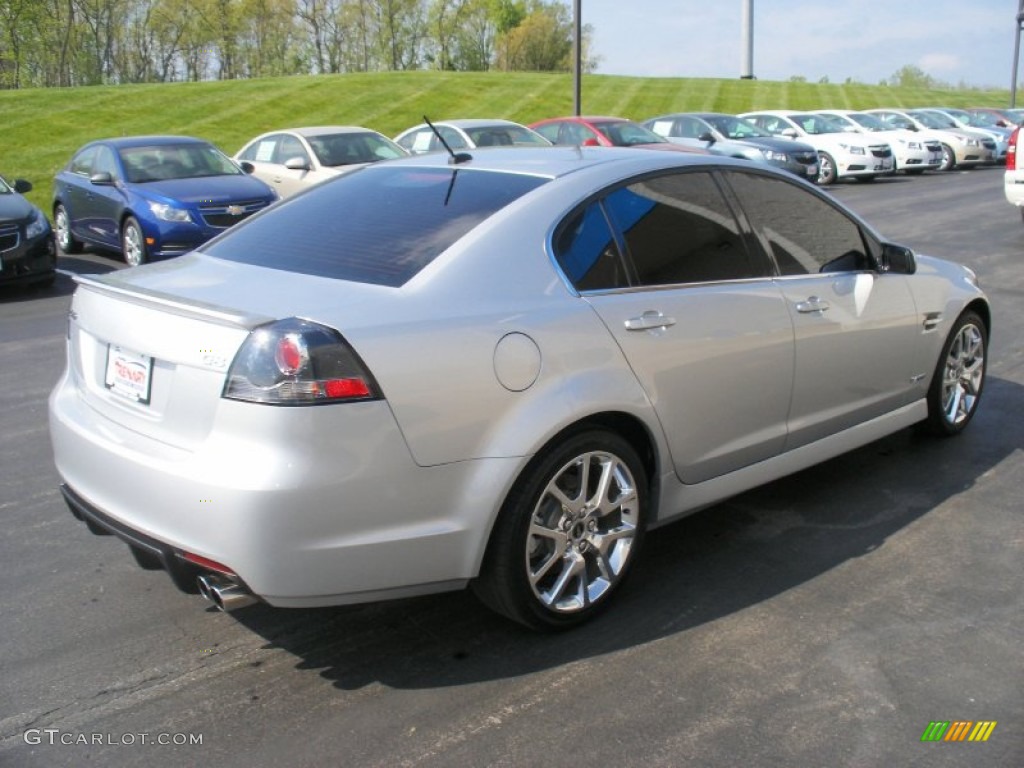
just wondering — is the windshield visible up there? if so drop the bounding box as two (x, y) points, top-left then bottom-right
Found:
(967, 112), (1001, 128)
(120, 144), (243, 183)
(704, 115), (772, 139)
(910, 110), (956, 129)
(593, 121), (666, 146)
(205, 166), (548, 287)
(789, 114), (845, 135)
(847, 113), (887, 132)
(464, 125), (549, 147)
(0, 176), (11, 194)
(308, 132), (406, 166)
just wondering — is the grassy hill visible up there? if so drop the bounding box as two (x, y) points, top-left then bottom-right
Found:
(1, 71), (1011, 211)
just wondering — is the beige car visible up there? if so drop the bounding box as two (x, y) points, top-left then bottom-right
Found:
(235, 126), (407, 197)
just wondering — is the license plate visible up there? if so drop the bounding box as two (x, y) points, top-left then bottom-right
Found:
(104, 345), (153, 404)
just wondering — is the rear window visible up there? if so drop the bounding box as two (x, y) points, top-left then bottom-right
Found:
(204, 166), (548, 286)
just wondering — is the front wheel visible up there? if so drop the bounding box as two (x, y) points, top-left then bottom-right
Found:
(924, 311), (987, 436)
(938, 144), (956, 172)
(121, 216), (147, 267)
(54, 204), (82, 254)
(816, 152), (837, 185)
(473, 430), (648, 630)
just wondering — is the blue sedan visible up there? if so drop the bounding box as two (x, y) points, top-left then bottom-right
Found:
(53, 136), (277, 266)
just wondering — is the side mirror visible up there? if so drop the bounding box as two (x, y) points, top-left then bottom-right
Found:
(879, 243), (916, 275)
(697, 131), (716, 144)
(239, 161), (255, 174)
(89, 172), (113, 185)
(780, 128), (799, 139)
(12, 178), (32, 194)
(284, 156), (310, 171)
(581, 138), (600, 147)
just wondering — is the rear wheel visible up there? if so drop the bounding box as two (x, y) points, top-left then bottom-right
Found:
(121, 216), (147, 267)
(924, 311), (986, 436)
(816, 152), (837, 185)
(473, 430), (648, 630)
(54, 204), (81, 254)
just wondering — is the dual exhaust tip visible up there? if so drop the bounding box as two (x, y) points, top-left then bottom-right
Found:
(196, 573), (258, 612)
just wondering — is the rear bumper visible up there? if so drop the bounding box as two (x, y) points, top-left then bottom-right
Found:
(49, 367), (518, 607)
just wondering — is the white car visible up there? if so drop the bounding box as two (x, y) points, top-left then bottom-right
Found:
(394, 119), (551, 154)
(921, 108), (1008, 165)
(235, 126), (407, 198)
(739, 110), (893, 185)
(867, 109), (992, 171)
(816, 110), (941, 175)
(1004, 126), (1024, 222)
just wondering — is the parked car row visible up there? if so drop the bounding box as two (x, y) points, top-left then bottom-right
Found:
(6, 104), (1009, 284)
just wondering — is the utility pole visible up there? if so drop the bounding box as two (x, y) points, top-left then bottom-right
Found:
(573, 0), (582, 115)
(1013, 0), (1024, 107)
(740, 0), (754, 79)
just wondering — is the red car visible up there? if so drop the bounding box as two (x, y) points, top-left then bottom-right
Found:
(529, 116), (708, 154)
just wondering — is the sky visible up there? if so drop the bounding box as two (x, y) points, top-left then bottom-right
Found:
(584, 0), (1016, 89)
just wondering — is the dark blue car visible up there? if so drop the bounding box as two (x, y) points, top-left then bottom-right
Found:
(53, 136), (277, 266)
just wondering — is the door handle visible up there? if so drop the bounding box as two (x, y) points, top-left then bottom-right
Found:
(795, 296), (830, 314)
(625, 311), (676, 331)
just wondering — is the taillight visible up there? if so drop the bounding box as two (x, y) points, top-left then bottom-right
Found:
(223, 317), (381, 405)
(1008, 127), (1019, 170)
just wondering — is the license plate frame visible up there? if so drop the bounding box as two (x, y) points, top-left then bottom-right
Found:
(104, 344), (153, 405)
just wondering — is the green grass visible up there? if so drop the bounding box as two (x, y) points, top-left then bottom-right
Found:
(1, 71), (1011, 211)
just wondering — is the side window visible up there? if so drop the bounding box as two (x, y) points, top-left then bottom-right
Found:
(532, 123), (560, 143)
(553, 202), (627, 291)
(724, 171), (871, 275)
(70, 146), (99, 176)
(277, 135), (310, 166)
(603, 172), (763, 286)
(438, 126), (468, 150)
(92, 146), (120, 179)
(239, 136), (280, 163)
(677, 117), (704, 139)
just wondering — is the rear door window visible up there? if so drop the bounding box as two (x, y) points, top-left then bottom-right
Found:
(604, 172), (767, 285)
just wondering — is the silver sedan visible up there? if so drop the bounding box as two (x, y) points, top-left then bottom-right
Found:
(49, 147), (989, 630)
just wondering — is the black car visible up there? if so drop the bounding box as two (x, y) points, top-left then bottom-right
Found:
(0, 176), (55, 287)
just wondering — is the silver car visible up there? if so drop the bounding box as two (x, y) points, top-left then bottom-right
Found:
(49, 147), (990, 630)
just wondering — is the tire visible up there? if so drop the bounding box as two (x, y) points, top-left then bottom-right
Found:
(53, 203), (81, 254)
(924, 311), (986, 436)
(121, 216), (147, 267)
(938, 144), (956, 172)
(472, 430), (648, 630)
(816, 152), (836, 185)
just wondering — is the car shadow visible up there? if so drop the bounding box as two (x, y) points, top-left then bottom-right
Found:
(226, 375), (1022, 692)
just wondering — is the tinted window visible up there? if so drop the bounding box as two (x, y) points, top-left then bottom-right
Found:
(554, 202), (627, 291)
(603, 172), (763, 285)
(724, 171), (870, 275)
(205, 167), (547, 287)
(93, 146), (120, 179)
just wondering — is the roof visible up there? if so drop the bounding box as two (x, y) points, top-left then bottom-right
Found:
(96, 135), (210, 148)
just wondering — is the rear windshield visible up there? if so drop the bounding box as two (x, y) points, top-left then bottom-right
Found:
(204, 166), (548, 286)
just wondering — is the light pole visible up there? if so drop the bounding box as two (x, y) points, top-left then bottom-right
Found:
(573, 0), (582, 115)
(740, 0), (754, 79)
(1012, 0), (1024, 107)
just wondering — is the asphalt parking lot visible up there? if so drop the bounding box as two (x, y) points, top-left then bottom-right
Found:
(1, 166), (1021, 767)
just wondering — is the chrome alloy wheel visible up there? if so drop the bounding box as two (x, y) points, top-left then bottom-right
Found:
(526, 450), (639, 613)
(940, 321), (984, 426)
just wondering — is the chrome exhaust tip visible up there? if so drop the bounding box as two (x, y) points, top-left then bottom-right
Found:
(197, 573), (258, 612)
